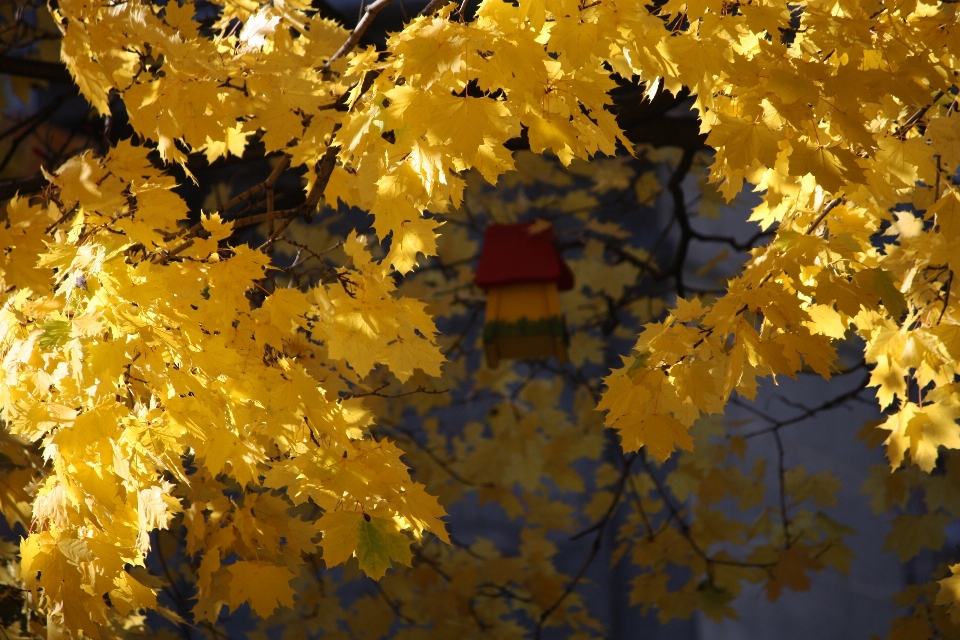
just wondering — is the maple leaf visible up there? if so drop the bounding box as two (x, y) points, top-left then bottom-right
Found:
(226, 562), (297, 617)
(383, 333), (443, 383)
(787, 137), (863, 193)
(764, 546), (822, 602)
(318, 510), (363, 568)
(598, 372), (695, 461)
(355, 516), (413, 580)
(8, 0), (960, 633)
(259, 288), (313, 334)
(884, 513), (951, 562)
(709, 113), (781, 172)
(936, 565), (960, 623)
(385, 217), (442, 274)
(803, 304), (847, 339)
(111, 569), (160, 616)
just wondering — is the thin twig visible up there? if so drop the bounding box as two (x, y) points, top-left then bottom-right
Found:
(737, 371), (871, 439)
(297, 140), (340, 219)
(373, 581), (417, 625)
(664, 148), (695, 298)
(570, 452), (637, 541)
(410, 544), (453, 581)
(215, 155), (290, 215)
(256, 217), (294, 251)
(772, 428), (790, 545)
(323, 0), (394, 72)
(44, 202), (78, 234)
(938, 269), (953, 324)
(419, 0), (451, 15)
(160, 155), (291, 259)
(161, 142), (336, 263)
(347, 385), (449, 399)
(750, 196), (843, 289)
(804, 197), (843, 235)
(897, 90), (945, 136)
(374, 420), (478, 488)
(535, 453), (636, 638)
(0, 92), (73, 174)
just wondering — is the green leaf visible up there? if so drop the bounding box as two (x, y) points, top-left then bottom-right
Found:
(38, 320), (71, 349)
(355, 516), (412, 580)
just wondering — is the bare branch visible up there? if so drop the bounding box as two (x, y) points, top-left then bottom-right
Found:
(0, 173), (45, 202)
(0, 55), (73, 83)
(535, 453), (636, 639)
(737, 371), (871, 439)
(897, 89), (946, 136)
(323, 0), (395, 72)
(804, 197), (844, 235)
(345, 385), (449, 399)
(419, 0), (452, 16)
(664, 147), (696, 297)
(214, 155), (290, 216)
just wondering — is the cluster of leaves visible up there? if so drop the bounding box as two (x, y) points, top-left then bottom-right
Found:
(0, 0), (959, 637)
(1, 140), (450, 635)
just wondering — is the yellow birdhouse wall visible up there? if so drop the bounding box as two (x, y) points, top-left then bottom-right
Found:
(483, 282), (568, 367)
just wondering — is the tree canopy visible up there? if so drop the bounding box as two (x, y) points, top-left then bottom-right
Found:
(0, 0), (959, 637)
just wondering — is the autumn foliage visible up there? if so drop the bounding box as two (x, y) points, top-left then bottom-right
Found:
(0, 0), (959, 637)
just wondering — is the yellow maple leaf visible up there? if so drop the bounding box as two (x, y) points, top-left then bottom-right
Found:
(936, 565), (960, 623)
(764, 546), (822, 602)
(787, 137), (863, 193)
(226, 562), (297, 617)
(709, 113), (781, 172)
(598, 372), (695, 461)
(318, 509), (363, 568)
(884, 513), (951, 562)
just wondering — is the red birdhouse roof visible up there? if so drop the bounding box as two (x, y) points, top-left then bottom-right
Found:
(474, 222), (575, 291)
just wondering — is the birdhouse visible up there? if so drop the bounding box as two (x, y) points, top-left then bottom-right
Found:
(474, 222), (575, 367)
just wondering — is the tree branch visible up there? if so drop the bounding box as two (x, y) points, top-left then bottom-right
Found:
(665, 147), (696, 297)
(323, 0), (395, 72)
(0, 55), (73, 83)
(804, 197), (843, 235)
(215, 155), (289, 216)
(736, 371), (871, 439)
(345, 384), (449, 399)
(535, 453), (636, 639)
(0, 173), (45, 201)
(419, 0), (452, 16)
